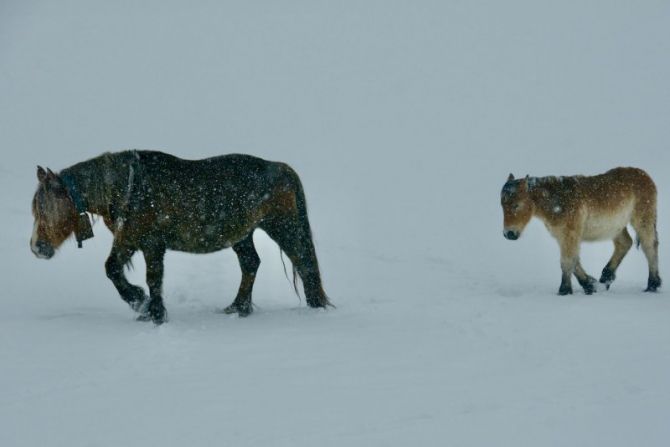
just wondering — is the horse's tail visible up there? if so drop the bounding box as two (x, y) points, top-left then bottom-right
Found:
(631, 168), (658, 250)
(273, 164), (332, 308)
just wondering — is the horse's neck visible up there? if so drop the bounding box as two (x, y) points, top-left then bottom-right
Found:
(528, 176), (577, 219)
(527, 175), (565, 191)
(62, 153), (124, 218)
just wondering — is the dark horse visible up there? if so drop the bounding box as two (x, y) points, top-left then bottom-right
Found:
(31, 150), (331, 323)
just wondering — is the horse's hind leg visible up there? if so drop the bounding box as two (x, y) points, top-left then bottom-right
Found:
(574, 261), (597, 295)
(105, 242), (146, 312)
(599, 228), (633, 289)
(632, 213), (661, 292)
(139, 242), (167, 324)
(223, 233), (260, 317)
(261, 214), (330, 309)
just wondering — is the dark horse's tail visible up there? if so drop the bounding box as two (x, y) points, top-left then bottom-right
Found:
(269, 164), (332, 308)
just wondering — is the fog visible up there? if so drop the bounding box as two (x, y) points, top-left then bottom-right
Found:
(2, 1), (669, 445)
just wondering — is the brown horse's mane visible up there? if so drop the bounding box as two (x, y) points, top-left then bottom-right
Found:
(527, 175), (583, 188)
(502, 175), (587, 203)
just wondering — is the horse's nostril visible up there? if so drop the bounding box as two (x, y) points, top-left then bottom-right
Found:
(33, 240), (55, 258)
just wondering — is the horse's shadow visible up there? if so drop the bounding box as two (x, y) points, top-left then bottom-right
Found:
(495, 282), (663, 299)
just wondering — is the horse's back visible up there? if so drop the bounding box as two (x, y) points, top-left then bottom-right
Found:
(585, 167), (656, 206)
(135, 150), (293, 193)
(137, 151), (271, 178)
(603, 167), (656, 194)
(125, 151), (297, 252)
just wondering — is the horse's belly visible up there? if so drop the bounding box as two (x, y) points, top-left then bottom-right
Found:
(167, 238), (232, 253)
(582, 203), (634, 241)
(163, 222), (248, 253)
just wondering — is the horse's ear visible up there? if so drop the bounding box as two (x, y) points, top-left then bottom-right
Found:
(44, 168), (63, 189)
(507, 173), (515, 181)
(37, 166), (47, 183)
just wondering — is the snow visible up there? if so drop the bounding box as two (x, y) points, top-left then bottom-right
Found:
(2, 1), (670, 446)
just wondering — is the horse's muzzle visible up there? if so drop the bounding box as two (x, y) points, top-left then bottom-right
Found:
(31, 240), (55, 259)
(504, 230), (519, 240)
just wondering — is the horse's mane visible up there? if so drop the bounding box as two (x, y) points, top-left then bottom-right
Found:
(502, 175), (588, 201)
(58, 151), (139, 218)
(528, 175), (586, 193)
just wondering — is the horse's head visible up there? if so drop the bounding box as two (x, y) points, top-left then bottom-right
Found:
(30, 166), (78, 259)
(501, 173), (534, 240)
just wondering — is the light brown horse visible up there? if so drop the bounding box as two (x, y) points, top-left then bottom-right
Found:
(501, 168), (661, 295)
(30, 151), (331, 323)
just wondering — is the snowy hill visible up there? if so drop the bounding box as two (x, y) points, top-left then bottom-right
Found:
(1, 1), (670, 446)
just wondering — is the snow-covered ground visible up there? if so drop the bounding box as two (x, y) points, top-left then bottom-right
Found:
(2, 1), (670, 446)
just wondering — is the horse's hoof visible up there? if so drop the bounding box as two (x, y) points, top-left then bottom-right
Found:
(558, 287), (573, 296)
(222, 305), (237, 314)
(124, 286), (148, 310)
(152, 315), (167, 325)
(221, 303), (252, 317)
(137, 301), (168, 324)
(138, 309), (167, 325)
(645, 284), (660, 293)
(134, 301), (152, 321)
(306, 296), (332, 309)
(579, 276), (597, 295)
(151, 308), (168, 325)
(129, 299), (146, 313)
(599, 267), (615, 290)
(645, 276), (662, 292)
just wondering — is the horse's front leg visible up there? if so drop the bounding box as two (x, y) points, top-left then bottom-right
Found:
(574, 261), (597, 295)
(105, 242), (147, 312)
(138, 242), (168, 324)
(599, 228), (633, 289)
(558, 234), (580, 295)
